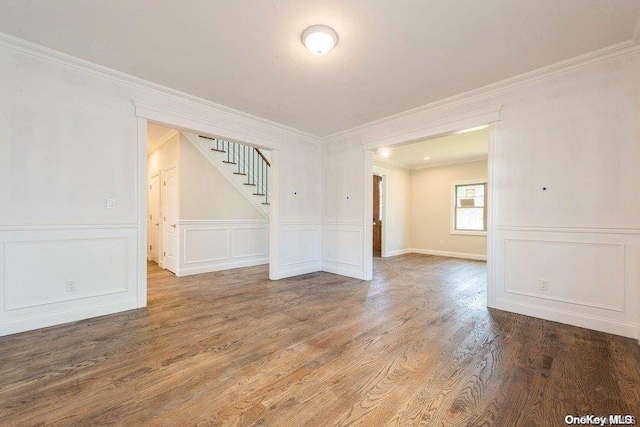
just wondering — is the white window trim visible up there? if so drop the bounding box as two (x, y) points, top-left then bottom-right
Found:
(450, 179), (488, 236)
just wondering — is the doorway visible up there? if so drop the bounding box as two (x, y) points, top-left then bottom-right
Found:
(363, 119), (497, 306)
(148, 171), (161, 264)
(162, 165), (178, 274)
(372, 175), (382, 257)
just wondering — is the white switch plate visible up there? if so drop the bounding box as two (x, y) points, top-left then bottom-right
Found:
(106, 198), (116, 209)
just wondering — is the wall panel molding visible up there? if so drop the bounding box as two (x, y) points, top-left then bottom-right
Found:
(502, 238), (626, 313)
(497, 225), (640, 235)
(322, 223), (365, 280)
(178, 220), (268, 276)
(271, 222), (321, 279)
(0, 227), (137, 336)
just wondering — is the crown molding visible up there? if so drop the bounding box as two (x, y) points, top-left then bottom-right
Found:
(326, 39), (640, 145)
(134, 101), (287, 150)
(358, 105), (502, 151)
(0, 30), (638, 147)
(0, 31), (320, 146)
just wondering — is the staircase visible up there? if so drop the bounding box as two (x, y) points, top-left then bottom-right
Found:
(183, 133), (270, 217)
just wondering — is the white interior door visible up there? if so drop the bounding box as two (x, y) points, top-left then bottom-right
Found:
(163, 165), (178, 274)
(148, 172), (161, 264)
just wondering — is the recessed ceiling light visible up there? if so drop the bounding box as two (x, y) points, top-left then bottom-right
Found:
(423, 156), (431, 161)
(455, 124), (489, 134)
(379, 148), (390, 157)
(302, 25), (338, 55)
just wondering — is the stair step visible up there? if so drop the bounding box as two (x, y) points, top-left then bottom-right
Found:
(222, 161), (237, 165)
(233, 172), (247, 176)
(253, 193), (266, 196)
(210, 148), (226, 153)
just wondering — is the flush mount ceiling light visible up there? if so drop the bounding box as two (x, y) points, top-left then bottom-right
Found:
(302, 25), (338, 55)
(379, 147), (390, 157)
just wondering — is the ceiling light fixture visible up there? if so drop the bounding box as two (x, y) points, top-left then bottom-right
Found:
(302, 25), (338, 55)
(423, 156), (431, 161)
(379, 148), (390, 158)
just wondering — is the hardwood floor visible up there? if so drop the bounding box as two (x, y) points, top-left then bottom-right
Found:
(1, 254), (638, 426)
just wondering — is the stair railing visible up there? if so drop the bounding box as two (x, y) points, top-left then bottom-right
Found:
(199, 136), (270, 205)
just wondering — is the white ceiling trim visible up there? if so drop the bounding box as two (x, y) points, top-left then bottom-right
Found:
(0, 31), (319, 145)
(0, 27), (638, 146)
(327, 38), (639, 145)
(359, 105), (502, 152)
(134, 101), (285, 151)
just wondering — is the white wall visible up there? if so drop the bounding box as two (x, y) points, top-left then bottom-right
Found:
(147, 133), (179, 181)
(322, 48), (640, 339)
(179, 134), (264, 221)
(410, 160), (487, 258)
(321, 142), (367, 278)
(176, 134), (269, 276)
(373, 160), (411, 256)
(0, 34), (322, 336)
(271, 139), (323, 279)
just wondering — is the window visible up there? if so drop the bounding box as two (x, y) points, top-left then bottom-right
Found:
(451, 181), (487, 234)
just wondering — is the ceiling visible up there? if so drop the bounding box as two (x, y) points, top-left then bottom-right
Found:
(377, 127), (489, 169)
(0, 1), (638, 137)
(147, 122), (176, 153)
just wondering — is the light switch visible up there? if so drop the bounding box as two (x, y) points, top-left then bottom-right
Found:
(106, 198), (116, 209)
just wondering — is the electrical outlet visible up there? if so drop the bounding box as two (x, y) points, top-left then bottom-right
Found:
(66, 280), (77, 292)
(439, 240), (444, 247)
(538, 279), (549, 292)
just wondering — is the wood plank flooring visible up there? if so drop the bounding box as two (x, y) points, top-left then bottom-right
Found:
(1, 254), (639, 426)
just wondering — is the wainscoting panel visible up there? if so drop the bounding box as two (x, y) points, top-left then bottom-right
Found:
(183, 228), (229, 264)
(233, 226), (268, 258)
(276, 222), (321, 278)
(494, 227), (640, 339)
(504, 239), (624, 311)
(178, 220), (268, 276)
(322, 223), (365, 279)
(0, 226), (138, 336)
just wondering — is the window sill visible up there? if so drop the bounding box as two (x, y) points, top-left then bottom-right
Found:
(450, 230), (487, 236)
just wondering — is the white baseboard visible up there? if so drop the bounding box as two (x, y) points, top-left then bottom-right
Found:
(0, 298), (139, 337)
(383, 248), (413, 257)
(271, 264), (321, 280)
(410, 248), (487, 261)
(177, 258), (269, 277)
(495, 298), (638, 339)
(321, 262), (366, 280)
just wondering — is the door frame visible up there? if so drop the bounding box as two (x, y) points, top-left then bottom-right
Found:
(372, 165), (390, 257)
(134, 108), (280, 309)
(162, 163), (178, 273)
(148, 169), (162, 264)
(361, 107), (501, 308)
